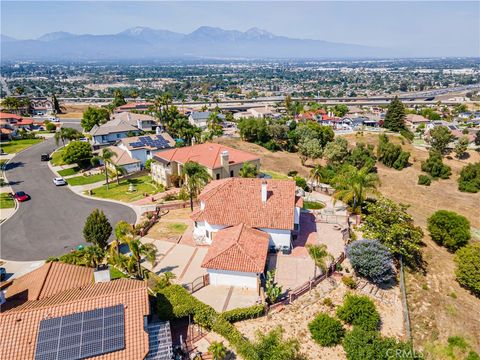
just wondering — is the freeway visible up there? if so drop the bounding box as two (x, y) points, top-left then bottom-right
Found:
(0, 136), (136, 261)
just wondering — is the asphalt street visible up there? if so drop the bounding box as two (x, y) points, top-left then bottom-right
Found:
(0, 129), (136, 261)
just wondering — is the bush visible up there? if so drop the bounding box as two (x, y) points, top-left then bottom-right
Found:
(294, 176), (308, 190)
(287, 170), (298, 177)
(455, 243), (480, 296)
(336, 294), (380, 331)
(421, 151), (451, 179)
(220, 304), (265, 323)
(45, 122), (57, 132)
(308, 313), (345, 347)
(427, 210), (471, 251)
(377, 134), (410, 170)
(400, 129), (414, 142)
(417, 174), (431, 186)
(458, 162), (480, 193)
(346, 239), (395, 284)
(342, 275), (357, 289)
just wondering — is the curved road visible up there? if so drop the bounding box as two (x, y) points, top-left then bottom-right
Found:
(1, 136), (136, 261)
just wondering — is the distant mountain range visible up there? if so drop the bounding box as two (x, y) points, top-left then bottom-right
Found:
(1, 26), (390, 60)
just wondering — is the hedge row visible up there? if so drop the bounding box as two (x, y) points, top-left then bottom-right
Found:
(220, 304), (266, 323)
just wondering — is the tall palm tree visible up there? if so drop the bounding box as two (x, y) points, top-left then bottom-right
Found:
(309, 164), (324, 189)
(125, 238), (158, 278)
(208, 341), (227, 360)
(54, 127), (82, 146)
(92, 148), (117, 190)
(113, 164), (126, 185)
(331, 164), (379, 214)
(181, 161), (211, 211)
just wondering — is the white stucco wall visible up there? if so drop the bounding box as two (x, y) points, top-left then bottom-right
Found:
(208, 269), (259, 288)
(258, 228), (292, 249)
(294, 207), (301, 225)
(194, 221), (228, 244)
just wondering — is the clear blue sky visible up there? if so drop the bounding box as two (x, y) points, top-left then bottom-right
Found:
(1, 1), (479, 57)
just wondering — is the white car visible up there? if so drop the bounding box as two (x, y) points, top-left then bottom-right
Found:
(53, 177), (67, 186)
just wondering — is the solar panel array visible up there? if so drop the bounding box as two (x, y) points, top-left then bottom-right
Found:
(145, 322), (173, 360)
(35, 305), (125, 360)
(129, 135), (171, 149)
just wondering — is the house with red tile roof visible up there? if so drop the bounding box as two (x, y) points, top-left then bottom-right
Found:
(0, 263), (173, 360)
(114, 102), (154, 113)
(151, 143), (260, 187)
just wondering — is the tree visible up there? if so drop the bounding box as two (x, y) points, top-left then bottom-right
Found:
(239, 162), (258, 178)
(1, 96), (22, 112)
(182, 161), (211, 211)
(427, 210), (470, 251)
(238, 117), (270, 144)
(323, 137), (349, 166)
(208, 341), (228, 360)
(332, 164), (379, 213)
(144, 159), (153, 172)
(113, 164), (126, 185)
(81, 106), (110, 131)
(383, 96), (406, 131)
(475, 131), (480, 146)
(458, 162), (480, 193)
(336, 294), (380, 331)
(251, 327), (303, 360)
(377, 134), (410, 170)
(124, 238), (158, 278)
(421, 151), (451, 179)
(455, 243), (480, 297)
(265, 270), (282, 304)
(348, 142), (376, 170)
(46, 122), (57, 132)
(62, 141), (93, 168)
(362, 198), (423, 266)
(112, 90), (127, 108)
(347, 240), (395, 284)
(206, 111), (223, 137)
(307, 244), (330, 273)
(428, 126), (455, 155)
(83, 209), (112, 249)
(308, 313), (345, 347)
(92, 148), (117, 189)
(454, 136), (469, 159)
(298, 138), (323, 165)
(52, 94), (64, 114)
(54, 127), (83, 146)
(332, 104), (349, 117)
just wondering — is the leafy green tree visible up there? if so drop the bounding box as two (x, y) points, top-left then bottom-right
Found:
(238, 117), (270, 144)
(332, 104), (349, 117)
(336, 294), (380, 331)
(427, 210), (471, 251)
(421, 151), (451, 179)
(239, 162), (258, 178)
(206, 111), (224, 137)
(428, 126), (455, 155)
(208, 341), (228, 360)
(81, 106), (110, 131)
(383, 96), (406, 131)
(323, 137), (349, 166)
(265, 270), (282, 304)
(182, 161), (211, 211)
(92, 147), (117, 189)
(83, 209), (112, 249)
(458, 162), (480, 193)
(347, 239), (395, 284)
(308, 313), (345, 347)
(454, 136), (469, 159)
(348, 143), (376, 170)
(362, 198), (423, 265)
(332, 164), (379, 213)
(250, 327), (304, 360)
(298, 138), (323, 165)
(455, 243), (480, 296)
(377, 134), (410, 170)
(1, 96), (22, 112)
(46, 122), (57, 132)
(62, 141), (93, 168)
(54, 127), (83, 146)
(112, 90), (127, 108)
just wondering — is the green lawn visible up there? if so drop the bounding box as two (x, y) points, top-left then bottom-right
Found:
(110, 266), (128, 280)
(67, 173), (105, 186)
(0, 138), (43, 154)
(50, 148), (67, 166)
(303, 200), (326, 210)
(90, 175), (164, 203)
(262, 170), (290, 180)
(167, 222), (188, 234)
(58, 166), (80, 177)
(0, 193), (15, 209)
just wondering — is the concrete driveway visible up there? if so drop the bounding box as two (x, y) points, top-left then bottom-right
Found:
(0, 135), (136, 261)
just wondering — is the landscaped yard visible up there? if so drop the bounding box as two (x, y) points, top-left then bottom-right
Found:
(0, 193), (15, 209)
(146, 207), (192, 240)
(58, 166), (80, 177)
(303, 200), (326, 210)
(67, 173), (105, 186)
(50, 148), (67, 166)
(90, 175), (164, 202)
(0, 138), (43, 154)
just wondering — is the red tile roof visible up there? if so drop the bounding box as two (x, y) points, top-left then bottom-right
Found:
(153, 142), (259, 170)
(116, 102), (153, 110)
(201, 224), (269, 273)
(192, 178), (299, 230)
(0, 278), (150, 360)
(0, 112), (22, 120)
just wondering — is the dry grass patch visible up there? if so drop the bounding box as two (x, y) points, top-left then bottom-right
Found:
(147, 208), (192, 240)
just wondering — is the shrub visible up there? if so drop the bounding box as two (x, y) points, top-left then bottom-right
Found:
(377, 134), (410, 170)
(323, 298), (333, 307)
(455, 243), (480, 296)
(458, 162), (480, 193)
(308, 313), (345, 347)
(336, 294), (380, 331)
(220, 304), (265, 323)
(294, 176), (308, 190)
(427, 210), (471, 251)
(347, 239), (395, 284)
(417, 174), (431, 186)
(342, 275), (357, 289)
(421, 151), (451, 179)
(45, 122), (57, 132)
(287, 170), (298, 177)
(400, 129), (414, 142)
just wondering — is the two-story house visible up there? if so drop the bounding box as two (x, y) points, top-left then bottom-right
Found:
(150, 143), (260, 187)
(188, 111), (225, 130)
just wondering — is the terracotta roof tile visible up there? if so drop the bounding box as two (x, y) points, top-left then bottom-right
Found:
(0, 112), (22, 120)
(193, 178), (298, 230)
(201, 224), (269, 273)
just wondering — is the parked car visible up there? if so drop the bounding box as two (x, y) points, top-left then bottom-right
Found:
(53, 177), (67, 186)
(0, 267), (6, 281)
(41, 153), (50, 161)
(13, 191), (30, 202)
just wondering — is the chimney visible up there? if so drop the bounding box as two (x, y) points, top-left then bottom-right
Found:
(220, 150), (229, 168)
(261, 180), (268, 203)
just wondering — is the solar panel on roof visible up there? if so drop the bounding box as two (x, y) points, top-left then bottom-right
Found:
(34, 305), (125, 360)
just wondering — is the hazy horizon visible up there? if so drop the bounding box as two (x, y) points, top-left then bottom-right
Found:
(1, 1), (479, 57)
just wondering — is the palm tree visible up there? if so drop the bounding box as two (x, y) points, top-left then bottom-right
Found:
(92, 148), (117, 190)
(113, 164), (126, 185)
(181, 161), (211, 211)
(125, 238), (158, 278)
(82, 245), (105, 268)
(54, 127), (82, 146)
(208, 341), (227, 360)
(331, 164), (379, 213)
(239, 162), (258, 178)
(309, 164), (324, 189)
